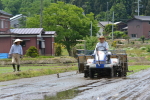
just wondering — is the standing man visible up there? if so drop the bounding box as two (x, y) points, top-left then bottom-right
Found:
(9, 39), (23, 72)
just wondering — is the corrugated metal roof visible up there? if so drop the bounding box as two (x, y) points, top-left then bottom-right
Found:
(114, 21), (122, 25)
(122, 26), (128, 29)
(45, 31), (56, 35)
(10, 14), (23, 21)
(134, 16), (150, 21)
(99, 21), (112, 27)
(10, 28), (43, 34)
(0, 10), (12, 17)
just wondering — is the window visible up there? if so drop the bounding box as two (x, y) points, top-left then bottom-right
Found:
(149, 21), (150, 24)
(20, 41), (26, 47)
(5, 21), (8, 28)
(0, 20), (4, 28)
(131, 34), (137, 38)
(149, 31), (150, 36)
(0, 20), (3, 28)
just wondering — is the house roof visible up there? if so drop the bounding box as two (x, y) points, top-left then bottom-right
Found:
(10, 14), (25, 21)
(10, 28), (56, 35)
(10, 28), (44, 35)
(45, 31), (56, 35)
(134, 16), (150, 21)
(114, 21), (126, 25)
(99, 21), (112, 27)
(0, 10), (13, 17)
(122, 26), (128, 30)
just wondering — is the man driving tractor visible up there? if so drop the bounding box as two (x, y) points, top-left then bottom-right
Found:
(93, 36), (110, 63)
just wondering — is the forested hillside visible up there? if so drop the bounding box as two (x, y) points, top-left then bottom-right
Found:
(0, 0), (150, 22)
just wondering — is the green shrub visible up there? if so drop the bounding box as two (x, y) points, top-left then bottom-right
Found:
(140, 47), (146, 50)
(55, 43), (62, 56)
(140, 36), (145, 43)
(147, 47), (150, 52)
(26, 46), (39, 57)
(131, 41), (135, 44)
(111, 41), (117, 48)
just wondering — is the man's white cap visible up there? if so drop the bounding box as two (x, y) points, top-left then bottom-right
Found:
(14, 39), (23, 43)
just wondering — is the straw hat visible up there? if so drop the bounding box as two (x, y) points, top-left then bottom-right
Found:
(99, 36), (105, 39)
(14, 39), (23, 43)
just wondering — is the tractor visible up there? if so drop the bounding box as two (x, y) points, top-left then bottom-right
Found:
(77, 46), (128, 78)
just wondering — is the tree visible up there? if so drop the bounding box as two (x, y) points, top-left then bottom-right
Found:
(110, 31), (125, 39)
(110, 3), (128, 22)
(2, 0), (22, 15)
(0, 0), (3, 10)
(145, 0), (150, 16)
(95, 11), (106, 21)
(104, 24), (117, 35)
(83, 36), (98, 50)
(26, 2), (98, 56)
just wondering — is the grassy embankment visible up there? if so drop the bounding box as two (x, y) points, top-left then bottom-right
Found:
(0, 64), (78, 82)
(0, 55), (77, 82)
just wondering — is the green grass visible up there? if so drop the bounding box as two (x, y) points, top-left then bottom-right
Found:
(127, 65), (150, 75)
(0, 65), (63, 74)
(0, 65), (78, 82)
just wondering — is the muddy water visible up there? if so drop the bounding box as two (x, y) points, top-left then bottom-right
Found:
(1, 69), (150, 100)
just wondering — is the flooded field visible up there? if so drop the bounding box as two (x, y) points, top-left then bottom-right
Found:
(1, 69), (150, 100)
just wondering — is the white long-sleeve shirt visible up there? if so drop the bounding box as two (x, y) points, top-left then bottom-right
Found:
(9, 44), (23, 55)
(93, 41), (109, 55)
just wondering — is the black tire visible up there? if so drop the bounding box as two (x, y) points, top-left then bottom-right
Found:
(118, 71), (122, 77)
(113, 67), (117, 77)
(89, 68), (94, 78)
(84, 69), (89, 78)
(110, 68), (114, 78)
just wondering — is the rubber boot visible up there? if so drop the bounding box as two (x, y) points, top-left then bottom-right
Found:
(12, 64), (16, 72)
(17, 65), (21, 71)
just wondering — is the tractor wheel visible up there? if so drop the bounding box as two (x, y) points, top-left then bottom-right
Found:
(110, 68), (114, 78)
(84, 66), (89, 78)
(118, 69), (125, 77)
(123, 70), (127, 77)
(89, 68), (94, 78)
(84, 69), (89, 78)
(113, 67), (117, 77)
(118, 71), (123, 77)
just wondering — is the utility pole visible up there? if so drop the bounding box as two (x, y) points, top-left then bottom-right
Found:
(107, 2), (109, 24)
(90, 21), (92, 37)
(40, 0), (43, 28)
(112, 11), (114, 40)
(138, 0), (139, 16)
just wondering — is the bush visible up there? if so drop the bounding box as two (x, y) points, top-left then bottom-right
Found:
(55, 43), (62, 56)
(147, 47), (150, 52)
(111, 41), (117, 48)
(26, 46), (39, 57)
(131, 41), (135, 44)
(140, 47), (146, 50)
(140, 36), (145, 43)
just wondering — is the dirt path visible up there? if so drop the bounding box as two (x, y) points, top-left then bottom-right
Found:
(1, 69), (150, 100)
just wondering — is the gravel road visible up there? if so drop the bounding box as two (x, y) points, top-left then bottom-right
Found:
(1, 69), (150, 100)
